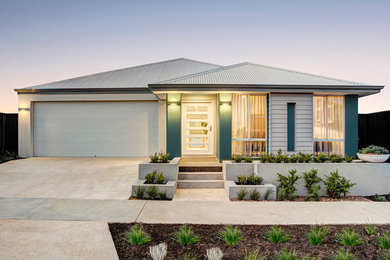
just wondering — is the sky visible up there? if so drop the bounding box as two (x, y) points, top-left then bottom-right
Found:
(0, 0), (389, 113)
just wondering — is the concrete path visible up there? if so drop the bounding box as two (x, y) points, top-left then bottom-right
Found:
(173, 189), (229, 201)
(0, 219), (118, 260)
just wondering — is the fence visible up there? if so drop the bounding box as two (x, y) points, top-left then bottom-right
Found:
(0, 113), (18, 153)
(359, 110), (390, 151)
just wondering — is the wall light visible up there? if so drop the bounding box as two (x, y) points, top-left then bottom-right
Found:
(168, 101), (181, 106)
(220, 101), (231, 106)
(18, 107), (30, 112)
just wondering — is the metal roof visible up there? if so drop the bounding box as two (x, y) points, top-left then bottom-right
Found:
(156, 62), (363, 86)
(18, 58), (222, 90)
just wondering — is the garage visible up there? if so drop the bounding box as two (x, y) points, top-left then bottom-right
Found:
(33, 101), (159, 157)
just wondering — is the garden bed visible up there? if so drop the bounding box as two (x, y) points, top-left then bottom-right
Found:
(139, 157), (180, 181)
(109, 223), (390, 259)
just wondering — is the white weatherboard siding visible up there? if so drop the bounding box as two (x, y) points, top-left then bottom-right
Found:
(270, 94), (313, 153)
(33, 101), (158, 157)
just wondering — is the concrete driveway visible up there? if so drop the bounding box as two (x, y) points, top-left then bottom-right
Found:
(0, 157), (142, 200)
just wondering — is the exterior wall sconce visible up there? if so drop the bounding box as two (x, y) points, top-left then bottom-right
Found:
(220, 101), (231, 106)
(18, 107), (30, 112)
(168, 101), (181, 106)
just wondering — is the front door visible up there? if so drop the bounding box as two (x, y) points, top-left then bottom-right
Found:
(182, 101), (215, 156)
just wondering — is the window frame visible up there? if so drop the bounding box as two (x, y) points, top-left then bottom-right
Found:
(313, 95), (345, 154)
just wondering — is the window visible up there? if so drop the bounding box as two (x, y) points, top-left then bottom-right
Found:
(232, 94), (267, 156)
(313, 96), (344, 155)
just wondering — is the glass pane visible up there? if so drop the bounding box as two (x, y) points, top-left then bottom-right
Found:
(250, 96), (266, 117)
(313, 141), (344, 155)
(232, 141), (266, 157)
(250, 117), (266, 138)
(313, 96), (327, 139)
(232, 95), (248, 139)
(327, 96), (344, 140)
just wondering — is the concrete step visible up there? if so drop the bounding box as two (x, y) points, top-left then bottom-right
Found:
(178, 172), (223, 180)
(179, 166), (223, 172)
(177, 180), (225, 189)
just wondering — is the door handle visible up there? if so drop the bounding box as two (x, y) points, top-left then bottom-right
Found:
(209, 125), (212, 132)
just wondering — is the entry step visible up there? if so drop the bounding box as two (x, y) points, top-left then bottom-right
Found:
(178, 172), (223, 180)
(177, 180), (224, 189)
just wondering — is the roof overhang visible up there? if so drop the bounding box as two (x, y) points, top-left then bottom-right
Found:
(14, 87), (152, 94)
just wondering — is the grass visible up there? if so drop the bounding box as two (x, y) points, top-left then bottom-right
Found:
(264, 189), (272, 200)
(377, 232), (390, 249)
(237, 189), (247, 200)
(244, 248), (265, 260)
(305, 226), (327, 245)
(172, 225), (200, 245)
(123, 224), (151, 245)
(135, 186), (145, 198)
(274, 248), (297, 260)
(365, 225), (378, 236)
(218, 225), (242, 247)
(180, 251), (197, 260)
(147, 186), (158, 199)
(264, 226), (290, 243)
(335, 228), (364, 246)
(330, 249), (356, 260)
(379, 250), (390, 260)
(249, 189), (260, 201)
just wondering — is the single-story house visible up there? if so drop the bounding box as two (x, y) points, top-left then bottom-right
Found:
(15, 58), (383, 160)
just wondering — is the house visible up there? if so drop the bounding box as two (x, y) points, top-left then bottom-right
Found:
(15, 58), (383, 160)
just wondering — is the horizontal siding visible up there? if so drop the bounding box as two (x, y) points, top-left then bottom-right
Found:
(271, 94), (313, 153)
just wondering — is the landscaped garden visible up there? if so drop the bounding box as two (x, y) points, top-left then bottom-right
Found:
(109, 223), (390, 259)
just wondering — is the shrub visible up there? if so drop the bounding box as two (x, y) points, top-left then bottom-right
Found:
(135, 186), (145, 198)
(324, 170), (356, 198)
(149, 242), (167, 260)
(145, 170), (166, 185)
(218, 225), (242, 246)
(264, 226), (290, 243)
(277, 169), (301, 201)
(359, 145), (389, 155)
(335, 228), (364, 246)
(233, 155), (243, 163)
(297, 152), (312, 163)
(150, 152), (159, 163)
(275, 149), (284, 163)
(305, 226), (327, 245)
(181, 252), (197, 260)
(207, 247), (224, 260)
(172, 225), (200, 245)
(365, 225), (377, 235)
(313, 153), (327, 163)
(289, 154), (298, 163)
(237, 174), (263, 185)
(264, 189), (273, 200)
(379, 250), (390, 260)
(244, 248), (265, 260)
(274, 248), (297, 260)
(377, 232), (390, 249)
(245, 156), (253, 163)
(147, 186), (158, 200)
(250, 190), (260, 201)
(237, 189), (247, 200)
(155, 172), (165, 184)
(158, 150), (170, 163)
(329, 154), (343, 163)
(123, 224), (151, 245)
(330, 249), (356, 260)
(277, 188), (286, 201)
(344, 156), (354, 163)
(158, 191), (167, 200)
(372, 194), (388, 202)
(303, 169), (322, 201)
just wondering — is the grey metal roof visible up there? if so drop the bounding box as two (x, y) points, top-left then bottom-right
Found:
(156, 62), (363, 86)
(19, 58), (222, 90)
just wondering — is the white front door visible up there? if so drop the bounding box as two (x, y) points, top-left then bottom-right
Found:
(182, 101), (215, 155)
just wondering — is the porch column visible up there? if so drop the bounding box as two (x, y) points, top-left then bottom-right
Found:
(166, 93), (181, 158)
(345, 95), (358, 156)
(218, 93), (232, 160)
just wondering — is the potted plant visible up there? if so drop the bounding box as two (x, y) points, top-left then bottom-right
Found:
(357, 145), (390, 163)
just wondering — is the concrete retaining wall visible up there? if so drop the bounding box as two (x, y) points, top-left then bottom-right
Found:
(257, 163), (390, 196)
(131, 180), (177, 199)
(138, 157), (180, 181)
(223, 161), (256, 181)
(225, 181), (276, 200)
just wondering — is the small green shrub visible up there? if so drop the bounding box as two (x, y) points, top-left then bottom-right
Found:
(277, 169), (300, 201)
(264, 226), (290, 243)
(264, 189), (273, 200)
(313, 153), (327, 163)
(181, 252), (197, 260)
(277, 188), (286, 201)
(289, 154), (298, 163)
(123, 224), (151, 245)
(288, 192), (296, 201)
(158, 150), (170, 163)
(237, 175), (263, 185)
(372, 194), (388, 202)
(344, 156), (354, 163)
(275, 149), (284, 163)
(335, 228), (364, 246)
(158, 191), (167, 200)
(135, 186), (145, 198)
(218, 225), (242, 247)
(378, 250), (390, 260)
(297, 152), (312, 163)
(145, 170), (166, 184)
(330, 249), (356, 260)
(324, 170), (356, 198)
(329, 154), (343, 163)
(245, 156), (253, 163)
(244, 248), (265, 260)
(305, 226), (327, 245)
(149, 152), (159, 163)
(155, 172), (165, 184)
(303, 169), (321, 201)
(233, 155), (243, 163)
(237, 189), (247, 200)
(173, 225), (200, 245)
(274, 248), (297, 260)
(147, 186), (157, 200)
(250, 190), (260, 201)
(365, 225), (377, 235)
(359, 145), (389, 155)
(377, 232), (390, 249)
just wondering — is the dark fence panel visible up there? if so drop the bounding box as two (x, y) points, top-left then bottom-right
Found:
(0, 113), (18, 153)
(359, 110), (390, 151)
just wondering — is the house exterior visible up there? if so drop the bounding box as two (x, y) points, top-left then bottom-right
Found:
(15, 58), (383, 160)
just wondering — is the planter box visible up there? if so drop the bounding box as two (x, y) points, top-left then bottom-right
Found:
(131, 180), (177, 199)
(357, 153), (390, 163)
(225, 180), (276, 200)
(223, 161), (257, 181)
(139, 157), (180, 181)
(257, 163), (390, 196)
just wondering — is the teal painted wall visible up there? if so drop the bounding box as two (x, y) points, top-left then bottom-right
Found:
(345, 95), (358, 156)
(287, 103), (296, 151)
(218, 94), (232, 160)
(166, 94), (181, 158)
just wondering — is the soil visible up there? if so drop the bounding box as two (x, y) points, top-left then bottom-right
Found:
(109, 223), (390, 260)
(231, 196), (372, 202)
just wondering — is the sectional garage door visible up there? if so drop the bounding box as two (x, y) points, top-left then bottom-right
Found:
(33, 101), (159, 157)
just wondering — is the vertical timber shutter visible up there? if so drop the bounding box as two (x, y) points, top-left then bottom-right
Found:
(287, 103), (296, 152)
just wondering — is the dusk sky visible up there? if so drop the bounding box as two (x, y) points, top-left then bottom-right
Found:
(0, 0), (389, 113)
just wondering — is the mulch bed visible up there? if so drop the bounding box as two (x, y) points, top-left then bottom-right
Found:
(109, 223), (390, 259)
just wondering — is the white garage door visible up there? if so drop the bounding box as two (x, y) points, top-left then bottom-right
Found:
(33, 101), (159, 157)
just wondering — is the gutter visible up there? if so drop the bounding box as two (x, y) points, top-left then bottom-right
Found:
(14, 87), (152, 94)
